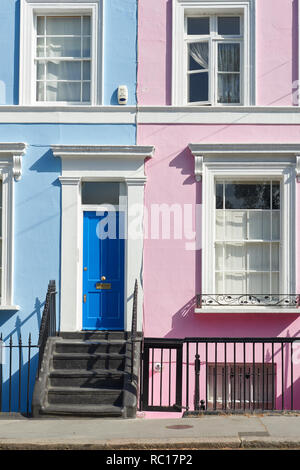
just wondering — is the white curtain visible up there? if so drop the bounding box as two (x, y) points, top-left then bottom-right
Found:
(36, 16), (91, 102)
(218, 43), (240, 103)
(218, 43), (240, 72)
(215, 209), (280, 295)
(189, 42), (209, 70)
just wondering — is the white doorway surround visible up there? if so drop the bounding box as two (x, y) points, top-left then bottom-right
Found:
(52, 145), (154, 332)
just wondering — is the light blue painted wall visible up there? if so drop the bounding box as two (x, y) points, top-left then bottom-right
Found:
(0, 0), (137, 105)
(0, 123), (135, 341)
(0, 0), (138, 413)
(104, 0), (137, 105)
(0, 123), (136, 412)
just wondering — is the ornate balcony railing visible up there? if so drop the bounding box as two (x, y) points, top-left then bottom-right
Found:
(196, 294), (300, 308)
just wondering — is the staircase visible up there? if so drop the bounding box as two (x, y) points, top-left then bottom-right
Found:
(32, 332), (140, 418)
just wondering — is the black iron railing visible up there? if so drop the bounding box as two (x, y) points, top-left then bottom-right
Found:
(0, 334), (39, 416)
(141, 337), (300, 413)
(37, 280), (57, 377)
(131, 279), (138, 383)
(197, 294), (300, 308)
(0, 281), (57, 416)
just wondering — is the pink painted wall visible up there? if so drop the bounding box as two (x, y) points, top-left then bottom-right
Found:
(137, 0), (300, 413)
(139, 123), (300, 340)
(137, 0), (298, 106)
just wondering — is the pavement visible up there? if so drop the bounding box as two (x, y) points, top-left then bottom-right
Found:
(0, 414), (299, 449)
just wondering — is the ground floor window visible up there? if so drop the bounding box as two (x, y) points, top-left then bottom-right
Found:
(215, 180), (281, 296)
(207, 363), (275, 409)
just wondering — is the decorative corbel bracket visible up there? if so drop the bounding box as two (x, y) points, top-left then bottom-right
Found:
(0, 143), (27, 181)
(13, 155), (23, 181)
(189, 144), (204, 182)
(296, 155), (300, 182)
(194, 155), (204, 182)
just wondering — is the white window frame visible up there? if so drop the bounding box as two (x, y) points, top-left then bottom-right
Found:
(186, 14), (244, 105)
(0, 144), (27, 310)
(172, 0), (256, 106)
(20, 0), (103, 106)
(189, 144), (297, 312)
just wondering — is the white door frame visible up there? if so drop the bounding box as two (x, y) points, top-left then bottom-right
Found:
(52, 145), (154, 332)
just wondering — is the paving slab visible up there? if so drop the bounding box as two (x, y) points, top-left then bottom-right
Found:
(0, 415), (298, 449)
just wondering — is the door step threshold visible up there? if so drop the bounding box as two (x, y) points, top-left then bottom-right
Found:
(40, 403), (124, 418)
(59, 332), (130, 340)
(50, 369), (126, 377)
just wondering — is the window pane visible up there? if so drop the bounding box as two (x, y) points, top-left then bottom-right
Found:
(83, 61), (91, 80)
(46, 82), (81, 101)
(46, 61), (81, 80)
(272, 182), (280, 209)
(216, 183), (223, 209)
(225, 211), (247, 240)
(247, 243), (270, 271)
(218, 44), (240, 72)
(46, 16), (81, 35)
(272, 212), (280, 240)
(225, 243), (245, 271)
(248, 212), (271, 240)
(188, 42), (208, 71)
(82, 82), (91, 102)
(218, 73), (240, 103)
(83, 16), (91, 35)
(248, 273), (269, 295)
(46, 37), (81, 57)
(189, 72), (208, 102)
(225, 272), (246, 294)
(187, 17), (210, 35)
(225, 183), (271, 209)
(37, 62), (45, 80)
(37, 16), (45, 35)
(216, 210), (224, 240)
(218, 16), (240, 35)
(36, 38), (45, 57)
(36, 82), (45, 101)
(82, 182), (120, 205)
(82, 37), (91, 57)
(215, 243), (223, 270)
(271, 273), (279, 295)
(215, 272), (223, 293)
(272, 244), (279, 271)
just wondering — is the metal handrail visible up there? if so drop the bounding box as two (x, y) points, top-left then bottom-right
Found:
(131, 279), (138, 383)
(37, 280), (57, 377)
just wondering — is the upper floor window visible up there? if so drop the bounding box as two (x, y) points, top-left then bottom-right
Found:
(36, 15), (92, 103)
(20, 1), (102, 105)
(172, 0), (256, 106)
(187, 15), (243, 105)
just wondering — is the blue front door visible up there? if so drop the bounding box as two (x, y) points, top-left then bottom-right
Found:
(82, 211), (125, 330)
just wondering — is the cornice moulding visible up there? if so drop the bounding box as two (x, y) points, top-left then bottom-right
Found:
(189, 143), (300, 181)
(52, 145), (155, 159)
(0, 143), (27, 155)
(189, 143), (300, 155)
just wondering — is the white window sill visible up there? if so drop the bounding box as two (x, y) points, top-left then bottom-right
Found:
(195, 307), (300, 314)
(0, 305), (20, 311)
